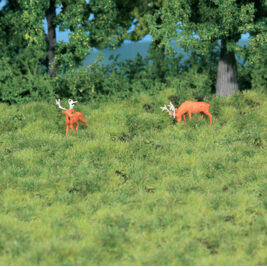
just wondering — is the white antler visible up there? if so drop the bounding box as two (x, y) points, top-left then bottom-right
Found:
(68, 99), (77, 110)
(160, 104), (174, 118)
(160, 104), (169, 112)
(168, 102), (176, 118)
(56, 99), (67, 110)
(168, 102), (175, 112)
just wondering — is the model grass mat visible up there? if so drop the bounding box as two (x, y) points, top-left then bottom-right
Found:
(0, 89), (266, 265)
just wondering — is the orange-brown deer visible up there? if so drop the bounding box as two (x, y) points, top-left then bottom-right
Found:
(56, 99), (87, 136)
(160, 101), (212, 124)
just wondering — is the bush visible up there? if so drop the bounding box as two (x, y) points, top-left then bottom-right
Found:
(166, 68), (213, 102)
(52, 55), (168, 102)
(53, 65), (131, 101)
(0, 73), (54, 104)
(0, 52), (55, 104)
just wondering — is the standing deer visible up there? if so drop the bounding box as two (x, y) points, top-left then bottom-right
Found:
(160, 101), (212, 124)
(56, 99), (87, 136)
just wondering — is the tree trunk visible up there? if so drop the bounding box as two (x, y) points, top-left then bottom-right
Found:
(46, 0), (57, 77)
(151, 39), (166, 82)
(216, 39), (239, 96)
(150, 8), (166, 83)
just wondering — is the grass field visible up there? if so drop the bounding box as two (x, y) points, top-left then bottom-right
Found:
(0, 89), (266, 265)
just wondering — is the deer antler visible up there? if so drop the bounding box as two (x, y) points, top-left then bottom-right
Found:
(168, 102), (176, 118)
(160, 104), (169, 112)
(68, 99), (77, 110)
(56, 99), (67, 110)
(168, 102), (175, 112)
(160, 104), (174, 118)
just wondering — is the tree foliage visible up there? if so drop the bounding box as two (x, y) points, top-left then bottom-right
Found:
(0, 0), (136, 74)
(147, 0), (266, 96)
(0, 0), (266, 103)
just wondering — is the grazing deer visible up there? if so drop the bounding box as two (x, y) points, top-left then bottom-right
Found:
(160, 101), (212, 124)
(56, 99), (87, 136)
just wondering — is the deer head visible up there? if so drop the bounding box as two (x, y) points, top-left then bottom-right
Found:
(160, 102), (176, 118)
(56, 99), (78, 117)
(56, 99), (77, 110)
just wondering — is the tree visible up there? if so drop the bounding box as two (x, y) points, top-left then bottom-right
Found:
(247, 27), (267, 90)
(147, 0), (266, 96)
(127, 0), (168, 82)
(243, 2), (267, 90)
(0, 0), (48, 79)
(99, 0), (168, 82)
(46, 0), (56, 77)
(0, 0), (132, 77)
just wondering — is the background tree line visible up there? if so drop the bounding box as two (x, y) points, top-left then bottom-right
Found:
(0, 0), (266, 103)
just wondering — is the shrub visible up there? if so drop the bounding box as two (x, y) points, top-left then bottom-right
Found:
(0, 73), (54, 104)
(166, 69), (213, 102)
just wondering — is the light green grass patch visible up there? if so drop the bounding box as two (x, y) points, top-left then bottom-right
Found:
(0, 89), (266, 265)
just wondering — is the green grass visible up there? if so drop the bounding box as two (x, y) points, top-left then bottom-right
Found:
(0, 89), (266, 265)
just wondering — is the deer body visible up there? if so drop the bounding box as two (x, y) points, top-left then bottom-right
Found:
(56, 99), (87, 136)
(160, 101), (212, 125)
(62, 110), (87, 136)
(176, 101), (212, 124)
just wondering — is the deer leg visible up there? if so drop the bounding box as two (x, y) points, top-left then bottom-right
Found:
(183, 114), (186, 121)
(188, 112), (192, 120)
(70, 124), (75, 133)
(76, 122), (79, 133)
(66, 126), (69, 136)
(79, 118), (87, 126)
(201, 112), (204, 119)
(204, 111), (212, 124)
